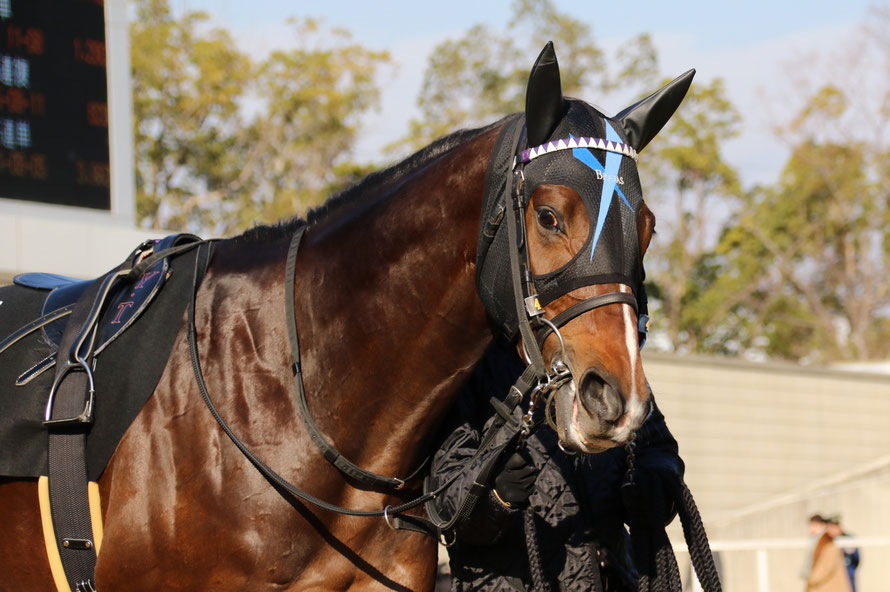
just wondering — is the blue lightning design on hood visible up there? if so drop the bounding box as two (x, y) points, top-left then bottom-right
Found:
(571, 122), (634, 261)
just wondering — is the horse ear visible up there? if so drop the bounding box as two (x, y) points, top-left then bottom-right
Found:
(615, 68), (695, 153)
(525, 41), (565, 146)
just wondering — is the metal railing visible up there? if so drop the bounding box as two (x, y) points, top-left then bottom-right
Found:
(673, 536), (890, 592)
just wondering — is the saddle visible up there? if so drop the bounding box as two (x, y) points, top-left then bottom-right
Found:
(0, 233), (207, 592)
(0, 233), (206, 481)
(6, 234), (195, 387)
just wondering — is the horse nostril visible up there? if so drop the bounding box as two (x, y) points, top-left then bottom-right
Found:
(577, 370), (624, 423)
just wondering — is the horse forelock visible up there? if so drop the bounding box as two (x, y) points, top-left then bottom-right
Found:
(235, 118), (509, 246)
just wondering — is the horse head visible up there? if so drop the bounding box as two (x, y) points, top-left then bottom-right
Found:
(478, 43), (694, 453)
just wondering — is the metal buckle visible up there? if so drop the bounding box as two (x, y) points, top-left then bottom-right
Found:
(439, 528), (457, 548)
(383, 505), (396, 531)
(524, 294), (544, 318)
(43, 356), (95, 427)
(537, 317), (567, 363)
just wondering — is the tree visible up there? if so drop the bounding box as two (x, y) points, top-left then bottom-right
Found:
(225, 19), (390, 229)
(130, 1), (391, 233)
(638, 78), (742, 352)
(686, 6), (890, 363)
(711, 97), (890, 362)
(131, 0), (251, 231)
(395, 0), (658, 151)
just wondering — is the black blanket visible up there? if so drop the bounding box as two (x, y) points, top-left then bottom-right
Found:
(0, 248), (199, 480)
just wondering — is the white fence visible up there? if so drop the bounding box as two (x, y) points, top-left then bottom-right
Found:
(674, 537), (890, 592)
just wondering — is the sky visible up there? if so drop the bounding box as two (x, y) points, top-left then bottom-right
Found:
(167, 0), (884, 189)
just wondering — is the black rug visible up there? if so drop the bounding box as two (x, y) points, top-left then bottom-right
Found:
(0, 248), (199, 480)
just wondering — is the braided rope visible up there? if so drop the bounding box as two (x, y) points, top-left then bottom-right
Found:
(523, 508), (554, 592)
(678, 482), (722, 592)
(653, 538), (682, 591)
(635, 529), (682, 592)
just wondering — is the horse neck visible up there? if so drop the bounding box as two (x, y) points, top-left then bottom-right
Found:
(297, 127), (500, 478)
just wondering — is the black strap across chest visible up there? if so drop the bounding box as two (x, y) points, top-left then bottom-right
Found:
(188, 227), (540, 539)
(190, 232), (430, 517)
(283, 228), (427, 490)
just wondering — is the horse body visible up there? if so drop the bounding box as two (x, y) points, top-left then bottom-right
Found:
(1, 126), (497, 591)
(0, 43), (695, 590)
(94, 127), (496, 591)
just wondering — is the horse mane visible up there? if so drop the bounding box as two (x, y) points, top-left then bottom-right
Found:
(235, 118), (508, 245)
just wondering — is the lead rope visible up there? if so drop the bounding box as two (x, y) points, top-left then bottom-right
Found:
(624, 438), (720, 592)
(677, 483), (722, 591)
(623, 434), (680, 592)
(524, 508), (554, 592)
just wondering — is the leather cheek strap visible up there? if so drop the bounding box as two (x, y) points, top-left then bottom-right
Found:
(535, 291), (638, 351)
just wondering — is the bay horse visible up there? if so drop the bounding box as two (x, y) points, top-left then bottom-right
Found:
(0, 44), (693, 590)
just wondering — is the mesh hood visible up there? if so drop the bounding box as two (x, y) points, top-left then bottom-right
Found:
(524, 101), (644, 305)
(477, 101), (645, 337)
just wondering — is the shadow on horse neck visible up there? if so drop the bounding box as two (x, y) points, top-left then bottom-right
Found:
(91, 122), (505, 591)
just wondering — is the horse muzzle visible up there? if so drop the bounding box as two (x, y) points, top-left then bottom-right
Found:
(551, 372), (648, 454)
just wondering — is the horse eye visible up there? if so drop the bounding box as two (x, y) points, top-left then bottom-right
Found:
(536, 208), (561, 231)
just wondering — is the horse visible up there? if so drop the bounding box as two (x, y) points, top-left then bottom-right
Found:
(0, 43), (693, 591)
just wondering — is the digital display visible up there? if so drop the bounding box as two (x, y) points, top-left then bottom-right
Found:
(0, 0), (110, 210)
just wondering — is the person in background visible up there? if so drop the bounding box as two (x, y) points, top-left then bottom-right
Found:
(803, 514), (852, 592)
(826, 517), (859, 592)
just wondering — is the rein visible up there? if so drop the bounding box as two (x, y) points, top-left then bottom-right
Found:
(186, 230), (537, 539)
(183, 140), (721, 591)
(183, 120), (574, 538)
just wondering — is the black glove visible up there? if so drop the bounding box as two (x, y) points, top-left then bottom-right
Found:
(493, 448), (539, 507)
(621, 399), (685, 528)
(622, 461), (682, 529)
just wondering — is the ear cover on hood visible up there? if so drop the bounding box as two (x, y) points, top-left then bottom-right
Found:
(525, 41), (565, 147)
(615, 69), (695, 152)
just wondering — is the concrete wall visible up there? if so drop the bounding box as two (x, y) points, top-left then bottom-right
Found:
(645, 352), (890, 523)
(0, 205), (160, 280)
(700, 457), (890, 592)
(642, 353), (890, 591)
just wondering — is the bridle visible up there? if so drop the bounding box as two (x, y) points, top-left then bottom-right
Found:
(489, 120), (651, 438)
(187, 228), (524, 542)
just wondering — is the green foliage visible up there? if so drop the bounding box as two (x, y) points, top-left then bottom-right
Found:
(709, 136), (890, 362)
(697, 6), (890, 363)
(230, 18), (390, 229)
(131, 0), (251, 230)
(394, 0), (658, 151)
(131, 1), (390, 233)
(639, 78), (743, 352)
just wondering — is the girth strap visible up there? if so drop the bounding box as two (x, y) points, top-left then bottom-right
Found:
(45, 270), (115, 592)
(43, 236), (207, 592)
